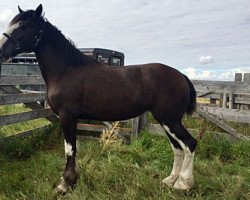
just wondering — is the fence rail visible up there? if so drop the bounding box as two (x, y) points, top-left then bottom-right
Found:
(0, 108), (53, 126)
(193, 80), (250, 94)
(0, 92), (46, 105)
(0, 75), (44, 85)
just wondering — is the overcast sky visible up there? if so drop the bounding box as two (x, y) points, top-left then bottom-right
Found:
(0, 0), (250, 80)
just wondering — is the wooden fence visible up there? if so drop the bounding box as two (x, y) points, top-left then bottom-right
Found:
(0, 84), (58, 141)
(193, 73), (250, 123)
(0, 73), (250, 142)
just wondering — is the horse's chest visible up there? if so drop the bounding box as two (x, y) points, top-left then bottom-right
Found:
(47, 89), (62, 112)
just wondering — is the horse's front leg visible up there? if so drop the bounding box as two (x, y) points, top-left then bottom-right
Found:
(54, 112), (80, 194)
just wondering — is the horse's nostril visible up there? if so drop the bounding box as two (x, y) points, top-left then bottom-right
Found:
(0, 50), (3, 61)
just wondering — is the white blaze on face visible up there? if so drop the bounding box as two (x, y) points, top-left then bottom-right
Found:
(64, 140), (73, 157)
(0, 22), (20, 49)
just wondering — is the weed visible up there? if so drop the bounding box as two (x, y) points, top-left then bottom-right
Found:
(99, 122), (122, 151)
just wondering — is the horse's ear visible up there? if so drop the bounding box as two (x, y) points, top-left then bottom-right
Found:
(34, 4), (43, 18)
(18, 5), (23, 13)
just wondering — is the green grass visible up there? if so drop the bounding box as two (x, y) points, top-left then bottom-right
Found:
(0, 124), (249, 200)
(0, 106), (250, 199)
(0, 104), (51, 138)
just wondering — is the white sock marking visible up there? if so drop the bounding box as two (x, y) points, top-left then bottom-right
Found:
(170, 144), (184, 177)
(57, 183), (67, 193)
(163, 125), (194, 184)
(64, 140), (73, 157)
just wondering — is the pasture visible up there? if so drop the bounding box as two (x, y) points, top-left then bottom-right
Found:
(0, 104), (249, 199)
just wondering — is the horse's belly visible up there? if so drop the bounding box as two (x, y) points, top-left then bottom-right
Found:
(78, 112), (141, 121)
(79, 103), (146, 121)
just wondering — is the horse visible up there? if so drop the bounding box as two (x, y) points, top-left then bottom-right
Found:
(0, 4), (197, 194)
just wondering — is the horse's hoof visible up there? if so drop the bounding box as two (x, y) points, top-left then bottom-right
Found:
(162, 175), (178, 187)
(53, 177), (71, 194)
(173, 176), (194, 191)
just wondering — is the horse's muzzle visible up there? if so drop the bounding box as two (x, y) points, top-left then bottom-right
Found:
(0, 50), (5, 62)
(0, 49), (12, 62)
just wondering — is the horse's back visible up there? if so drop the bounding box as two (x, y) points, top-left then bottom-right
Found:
(99, 63), (190, 119)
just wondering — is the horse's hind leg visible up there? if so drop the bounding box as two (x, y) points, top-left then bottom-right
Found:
(162, 121), (197, 190)
(54, 112), (80, 194)
(162, 132), (184, 187)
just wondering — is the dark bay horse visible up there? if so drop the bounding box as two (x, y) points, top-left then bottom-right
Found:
(0, 5), (197, 193)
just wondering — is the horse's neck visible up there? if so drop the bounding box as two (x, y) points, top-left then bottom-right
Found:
(35, 45), (67, 86)
(34, 21), (99, 87)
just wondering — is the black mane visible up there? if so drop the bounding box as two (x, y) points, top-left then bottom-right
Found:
(10, 10), (98, 67)
(10, 9), (98, 67)
(41, 20), (98, 67)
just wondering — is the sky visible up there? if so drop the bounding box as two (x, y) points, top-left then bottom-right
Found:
(0, 0), (250, 80)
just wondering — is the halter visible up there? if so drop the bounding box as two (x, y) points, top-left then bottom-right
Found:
(34, 20), (46, 48)
(2, 20), (46, 51)
(2, 32), (21, 51)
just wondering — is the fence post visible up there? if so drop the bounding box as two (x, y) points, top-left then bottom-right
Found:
(222, 93), (228, 108)
(243, 73), (250, 109)
(235, 73), (242, 109)
(243, 73), (250, 83)
(131, 117), (139, 139)
(235, 73), (242, 82)
(219, 93), (223, 108)
(238, 73), (250, 110)
(228, 92), (234, 109)
(138, 112), (148, 132)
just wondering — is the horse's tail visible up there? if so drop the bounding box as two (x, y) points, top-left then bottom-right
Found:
(183, 74), (197, 115)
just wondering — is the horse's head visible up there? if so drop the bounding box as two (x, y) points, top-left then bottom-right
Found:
(0, 4), (44, 61)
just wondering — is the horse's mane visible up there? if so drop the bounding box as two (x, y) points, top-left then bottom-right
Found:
(42, 21), (99, 67)
(10, 10), (98, 67)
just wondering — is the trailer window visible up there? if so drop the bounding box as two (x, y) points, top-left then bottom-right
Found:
(98, 54), (109, 65)
(111, 57), (121, 66)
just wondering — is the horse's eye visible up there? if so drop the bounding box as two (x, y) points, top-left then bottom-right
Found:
(20, 25), (28, 30)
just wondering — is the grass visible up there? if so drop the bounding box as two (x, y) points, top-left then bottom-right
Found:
(0, 104), (51, 138)
(0, 122), (249, 200)
(0, 105), (249, 199)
